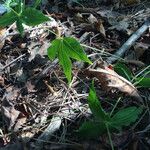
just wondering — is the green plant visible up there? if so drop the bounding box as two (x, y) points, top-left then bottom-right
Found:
(0, 0), (92, 83)
(114, 62), (150, 88)
(47, 37), (92, 83)
(78, 82), (142, 150)
(0, 0), (50, 35)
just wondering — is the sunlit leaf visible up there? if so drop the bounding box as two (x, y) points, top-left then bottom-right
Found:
(0, 11), (17, 27)
(47, 37), (92, 82)
(63, 37), (92, 64)
(58, 44), (72, 83)
(21, 7), (50, 26)
(47, 39), (59, 60)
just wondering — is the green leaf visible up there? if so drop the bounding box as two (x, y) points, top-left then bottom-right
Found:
(16, 18), (24, 36)
(4, 0), (18, 9)
(33, 0), (42, 8)
(21, 7), (50, 26)
(63, 37), (92, 64)
(13, 0), (23, 14)
(78, 121), (106, 138)
(47, 37), (92, 82)
(110, 107), (142, 130)
(58, 42), (72, 83)
(88, 82), (110, 121)
(135, 77), (150, 88)
(47, 39), (59, 60)
(0, 11), (17, 27)
(114, 62), (133, 81)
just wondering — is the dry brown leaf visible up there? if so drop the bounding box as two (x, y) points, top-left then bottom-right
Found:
(88, 14), (98, 24)
(134, 42), (149, 59)
(0, 28), (6, 50)
(97, 19), (106, 37)
(2, 98), (27, 131)
(84, 62), (142, 101)
(88, 14), (106, 37)
(0, 75), (4, 86)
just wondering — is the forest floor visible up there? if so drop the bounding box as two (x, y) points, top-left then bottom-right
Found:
(0, 0), (150, 150)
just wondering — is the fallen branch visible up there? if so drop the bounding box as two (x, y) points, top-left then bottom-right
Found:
(106, 18), (150, 64)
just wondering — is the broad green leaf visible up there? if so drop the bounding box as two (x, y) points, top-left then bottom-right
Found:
(88, 82), (110, 121)
(58, 42), (72, 83)
(135, 77), (150, 88)
(47, 39), (59, 60)
(21, 7), (50, 26)
(16, 18), (24, 36)
(47, 37), (92, 82)
(78, 121), (106, 138)
(0, 11), (17, 27)
(63, 37), (92, 64)
(114, 62), (133, 81)
(110, 107), (142, 130)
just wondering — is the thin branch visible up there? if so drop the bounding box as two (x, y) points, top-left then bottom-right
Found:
(106, 18), (150, 64)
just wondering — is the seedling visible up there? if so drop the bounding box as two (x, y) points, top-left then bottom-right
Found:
(78, 82), (142, 150)
(47, 37), (92, 83)
(0, 0), (92, 83)
(0, 0), (50, 35)
(114, 62), (150, 88)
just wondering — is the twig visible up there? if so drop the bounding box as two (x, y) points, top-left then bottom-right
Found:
(0, 53), (26, 72)
(106, 18), (150, 64)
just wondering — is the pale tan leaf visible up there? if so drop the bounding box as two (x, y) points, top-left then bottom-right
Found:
(0, 28), (6, 50)
(96, 19), (106, 37)
(85, 63), (142, 101)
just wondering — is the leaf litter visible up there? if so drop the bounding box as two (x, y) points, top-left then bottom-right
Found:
(0, 0), (150, 149)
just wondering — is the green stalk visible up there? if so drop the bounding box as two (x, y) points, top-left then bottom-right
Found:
(106, 123), (114, 150)
(110, 97), (121, 117)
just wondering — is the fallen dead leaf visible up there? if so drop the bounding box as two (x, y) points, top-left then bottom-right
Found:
(96, 19), (106, 37)
(0, 28), (6, 50)
(134, 42), (149, 59)
(0, 75), (4, 86)
(88, 14), (98, 24)
(84, 62), (142, 101)
(88, 14), (106, 37)
(1, 97), (27, 131)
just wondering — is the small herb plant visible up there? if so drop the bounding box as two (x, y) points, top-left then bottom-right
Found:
(114, 62), (150, 88)
(0, 0), (92, 83)
(47, 37), (92, 83)
(0, 0), (50, 35)
(78, 82), (142, 150)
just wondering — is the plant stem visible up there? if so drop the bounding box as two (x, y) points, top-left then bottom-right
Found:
(110, 97), (121, 117)
(106, 123), (114, 150)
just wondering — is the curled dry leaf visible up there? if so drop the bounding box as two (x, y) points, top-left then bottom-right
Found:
(84, 62), (142, 101)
